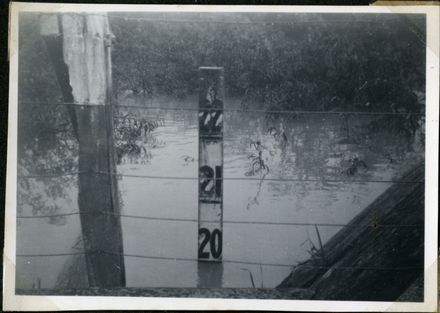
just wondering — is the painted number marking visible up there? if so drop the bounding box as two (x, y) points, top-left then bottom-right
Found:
(198, 67), (224, 263)
(199, 111), (223, 134)
(200, 165), (222, 197)
(198, 228), (223, 259)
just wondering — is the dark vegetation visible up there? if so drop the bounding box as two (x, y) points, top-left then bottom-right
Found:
(114, 111), (164, 164)
(111, 12), (425, 115)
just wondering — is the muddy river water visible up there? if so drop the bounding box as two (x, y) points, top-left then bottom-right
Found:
(16, 96), (423, 290)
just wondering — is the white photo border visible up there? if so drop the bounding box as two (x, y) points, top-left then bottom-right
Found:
(4, 3), (439, 311)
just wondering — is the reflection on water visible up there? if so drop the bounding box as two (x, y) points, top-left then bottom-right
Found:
(16, 96), (424, 290)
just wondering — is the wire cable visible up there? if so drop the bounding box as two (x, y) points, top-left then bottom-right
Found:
(15, 250), (423, 271)
(17, 169), (424, 184)
(18, 101), (424, 116)
(16, 210), (424, 229)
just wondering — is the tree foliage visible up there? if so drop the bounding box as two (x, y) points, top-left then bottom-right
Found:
(111, 12), (425, 114)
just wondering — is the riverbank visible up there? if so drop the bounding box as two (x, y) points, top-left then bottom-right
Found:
(16, 287), (314, 299)
(277, 163), (425, 301)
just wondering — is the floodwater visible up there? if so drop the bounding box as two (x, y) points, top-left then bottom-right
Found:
(15, 96), (424, 290)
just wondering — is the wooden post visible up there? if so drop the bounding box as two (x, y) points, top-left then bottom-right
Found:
(40, 13), (126, 287)
(40, 15), (78, 138)
(197, 67), (224, 287)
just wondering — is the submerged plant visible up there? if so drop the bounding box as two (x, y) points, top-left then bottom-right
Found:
(245, 141), (270, 177)
(246, 140), (270, 210)
(300, 226), (327, 266)
(340, 156), (368, 176)
(240, 268), (256, 288)
(181, 155), (196, 166)
(114, 111), (164, 164)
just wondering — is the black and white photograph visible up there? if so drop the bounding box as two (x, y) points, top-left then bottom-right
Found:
(3, 3), (439, 311)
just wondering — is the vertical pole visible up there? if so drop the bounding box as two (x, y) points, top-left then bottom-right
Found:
(39, 15), (78, 138)
(41, 13), (126, 287)
(104, 19), (127, 287)
(197, 67), (224, 288)
(75, 104), (126, 287)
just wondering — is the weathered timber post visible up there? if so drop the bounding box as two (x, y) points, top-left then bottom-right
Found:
(197, 67), (224, 288)
(40, 15), (78, 138)
(40, 13), (126, 287)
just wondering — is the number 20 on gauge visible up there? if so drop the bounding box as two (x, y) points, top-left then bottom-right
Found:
(198, 226), (222, 260)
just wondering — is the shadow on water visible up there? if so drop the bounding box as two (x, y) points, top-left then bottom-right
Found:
(197, 262), (224, 288)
